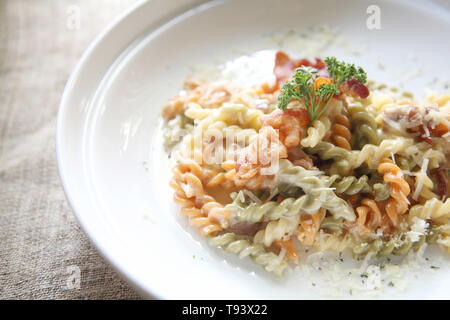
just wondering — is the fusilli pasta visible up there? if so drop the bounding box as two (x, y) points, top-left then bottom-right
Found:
(300, 116), (331, 148)
(327, 174), (372, 195)
(378, 159), (411, 227)
(331, 104), (352, 150)
(163, 52), (450, 277)
(209, 233), (288, 277)
(254, 215), (301, 247)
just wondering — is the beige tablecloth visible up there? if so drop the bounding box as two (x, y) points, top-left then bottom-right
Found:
(0, 0), (142, 299)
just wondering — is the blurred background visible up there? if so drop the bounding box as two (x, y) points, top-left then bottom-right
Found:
(0, 0), (141, 299)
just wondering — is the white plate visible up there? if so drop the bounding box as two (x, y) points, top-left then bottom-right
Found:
(57, 0), (450, 299)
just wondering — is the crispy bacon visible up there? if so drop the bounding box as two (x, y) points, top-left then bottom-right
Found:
(430, 122), (449, 137)
(338, 78), (370, 99)
(406, 108), (433, 144)
(274, 50), (326, 86)
(287, 147), (317, 170)
(384, 105), (449, 144)
(434, 168), (448, 200)
(227, 221), (262, 236)
(274, 51), (369, 100)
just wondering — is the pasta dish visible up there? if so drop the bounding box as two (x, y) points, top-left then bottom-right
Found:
(161, 51), (449, 278)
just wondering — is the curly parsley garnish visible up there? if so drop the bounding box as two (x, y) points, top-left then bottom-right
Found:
(325, 56), (367, 85)
(278, 57), (367, 124)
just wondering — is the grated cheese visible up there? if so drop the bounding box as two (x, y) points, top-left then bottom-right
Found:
(406, 217), (429, 244)
(412, 158), (429, 201)
(243, 190), (261, 204)
(278, 248), (287, 260)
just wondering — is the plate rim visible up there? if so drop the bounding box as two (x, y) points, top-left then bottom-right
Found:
(56, 0), (210, 299)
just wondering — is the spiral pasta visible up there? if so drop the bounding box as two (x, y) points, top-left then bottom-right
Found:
(202, 167), (234, 189)
(311, 231), (355, 252)
(356, 138), (415, 169)
(300, 116), (331, 148)
(162, 78), (237, 119)
(163, 52), (450, 277)
(169, 153), (231, 235)
(378, 159), (411, 227)
(297, 208), (326, 245)
(345, 97), (379, 149)
(221, 126), (288, 190)
(327, 174), (372, 195)
(401, 142), (446, 170)
(227, 191), (329, 223)
(254, 215), (300, 247)
(348, 198), (385, 236)
(331, 105), (352, 150)
(305, 141), (356, 175)
(373, 183), (390, 201)
(320, 216), (345, 235)
(163, 114), (194, 148)
(353, 234), (429, 259)
(370, 90), (397, 112)
(408, 198), (450, 226)
(277, 159), (356, 221)
(208, 233), (288, 277)
(186, 102), (263, 130)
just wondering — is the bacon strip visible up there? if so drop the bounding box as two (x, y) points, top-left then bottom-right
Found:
(338, 78), (370, 99)
(227, 221), (262, 236)
(435, 168), (448, 200)
(384, 105), (449, 144)
(274, 51), (326, 86)
(274, 51), (369, 100)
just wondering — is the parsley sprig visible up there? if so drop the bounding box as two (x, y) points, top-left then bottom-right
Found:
(278, 57), (367, 124)
(325, 57), (367, 85)
(278, 66), (338, 122)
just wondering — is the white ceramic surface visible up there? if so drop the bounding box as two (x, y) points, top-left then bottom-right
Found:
(57, 0), (450, 299)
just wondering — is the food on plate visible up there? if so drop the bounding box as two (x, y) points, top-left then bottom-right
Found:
(162, 51), (449, 277)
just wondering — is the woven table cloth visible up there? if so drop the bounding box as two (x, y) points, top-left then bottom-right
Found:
(0, 0), (142, 299)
